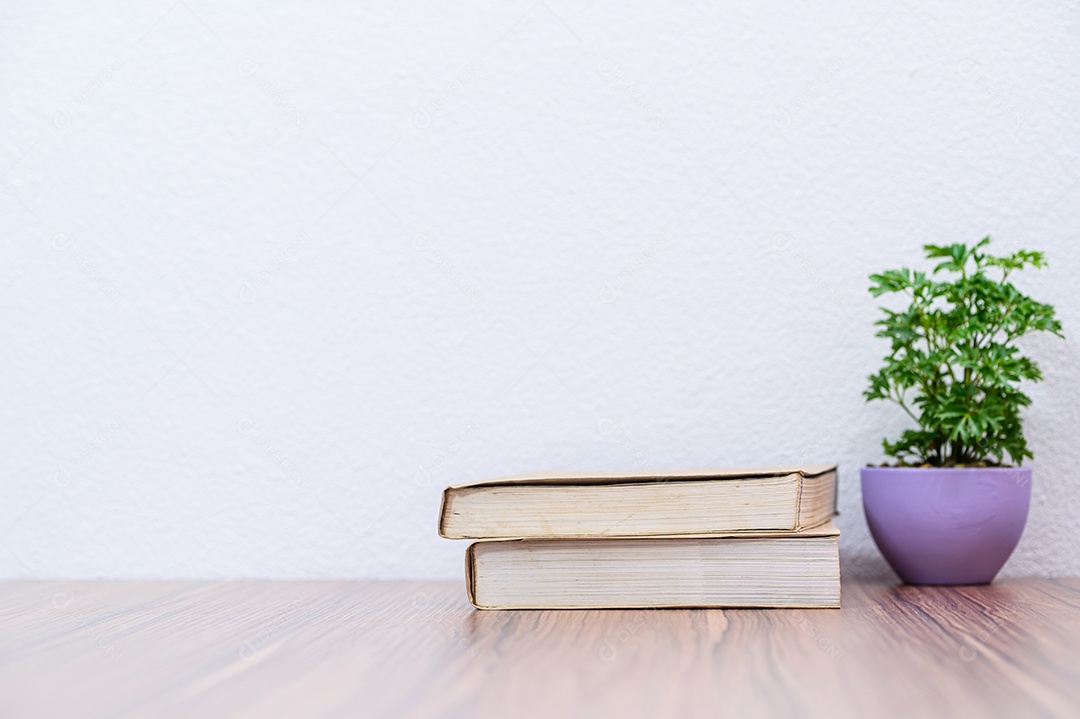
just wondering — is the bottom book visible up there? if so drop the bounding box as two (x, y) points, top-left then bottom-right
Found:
(465, 522), (840, 609)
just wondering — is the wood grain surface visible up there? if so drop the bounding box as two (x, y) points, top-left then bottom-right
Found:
(2, 577), (1079, 718)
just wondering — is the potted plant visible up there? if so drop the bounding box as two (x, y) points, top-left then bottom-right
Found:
(861, 237), (1063, 584)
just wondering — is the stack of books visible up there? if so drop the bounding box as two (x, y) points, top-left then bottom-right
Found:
(438, 464), (840, 609)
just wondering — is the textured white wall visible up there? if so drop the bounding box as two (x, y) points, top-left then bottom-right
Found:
(2, 1), (1078, 579)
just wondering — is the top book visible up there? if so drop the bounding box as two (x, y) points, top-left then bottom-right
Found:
(438, 464), (838, 540)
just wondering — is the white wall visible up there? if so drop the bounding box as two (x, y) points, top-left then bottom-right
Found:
(3, 1), (1078, 579)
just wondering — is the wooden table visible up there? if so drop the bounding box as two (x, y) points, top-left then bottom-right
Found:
(2, 578), (1078, 718)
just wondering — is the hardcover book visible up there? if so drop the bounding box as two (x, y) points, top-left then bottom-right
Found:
(440, 464), (838, 540)
(465, 522), (841, 610)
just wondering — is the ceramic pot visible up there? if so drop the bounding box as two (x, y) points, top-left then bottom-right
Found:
(860, 466), (1031, 585)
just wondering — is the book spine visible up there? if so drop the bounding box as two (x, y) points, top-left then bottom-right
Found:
(794, 473), (805, 530)
(437, 490), (451, 538)
(464, 543), (479, 608)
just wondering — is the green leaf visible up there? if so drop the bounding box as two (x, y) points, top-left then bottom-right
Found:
(865, 236), (1063, 466)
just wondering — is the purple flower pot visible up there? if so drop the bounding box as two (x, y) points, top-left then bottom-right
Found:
(861, 466), (1031, 585)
